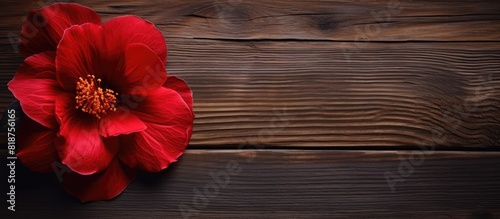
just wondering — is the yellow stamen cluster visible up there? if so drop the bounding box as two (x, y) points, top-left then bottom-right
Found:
(75, 75), (117, 119)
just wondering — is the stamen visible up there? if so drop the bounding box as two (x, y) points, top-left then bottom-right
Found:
(75, 75), (117, 119)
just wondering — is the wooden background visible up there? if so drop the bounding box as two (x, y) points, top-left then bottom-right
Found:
(1, 0), (500, 218)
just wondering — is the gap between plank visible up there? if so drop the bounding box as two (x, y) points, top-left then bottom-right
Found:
(187, 145), (500, 152)
(191, 37), (500, 43)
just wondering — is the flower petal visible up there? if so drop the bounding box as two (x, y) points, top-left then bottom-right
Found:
(16, 117), (59, 173)
(117, 43), (167, 96)
(164, 76), (193, 111)
(103, 15), (166, 64)
(56, 23), (105, 92)
(55, 93), (118, 175)
(99, 107), (147, 137)
(8, 52), (59, 129)
(20, 3), (101, 58)
(61, 158), (136, 202)
(118, 87), (194, 172)
(162, 76), (193, 141)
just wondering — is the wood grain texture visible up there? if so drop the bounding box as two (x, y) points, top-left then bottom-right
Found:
(0, 1), (499, 217)
(3, 0), (500, 41)
(4, 150), (500, 218)
(170, 40), (500, 147)
(1, 40), (499, 147)
(0, 0), (499, 147)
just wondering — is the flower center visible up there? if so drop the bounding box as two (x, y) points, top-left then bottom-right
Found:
(75, 75), (117, 119)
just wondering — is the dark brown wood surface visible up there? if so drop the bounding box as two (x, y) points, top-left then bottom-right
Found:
(1, 0), (499, 147)
(1, 0), (499, 218)
(6, 150), (500, 218)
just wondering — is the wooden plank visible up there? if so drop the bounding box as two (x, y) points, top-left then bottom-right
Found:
(0, 40), (499, 147)
(4, 150), (500, 218)
(172, 41), (500, 147)
(0, 0), (499, 147)
(2, 0), (500, 41)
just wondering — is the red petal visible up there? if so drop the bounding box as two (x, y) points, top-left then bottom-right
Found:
(99, 107), (147, 137)
(164, 76), (193, 111)
(117, 43), (167, 96)
(103, 16), (166, 64)
(8, 52), (59, 129)
(61, 158), (136, 202)
(16, 117), (59, 173)
(56, 23), (105, 92)
(55, 93), (118, 175)
(162, 76), (193, 140)
(20, 3), (101, 58)
(118, 87), (194, 172)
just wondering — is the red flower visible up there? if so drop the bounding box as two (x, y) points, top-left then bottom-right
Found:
(8, 3), (194, 202)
